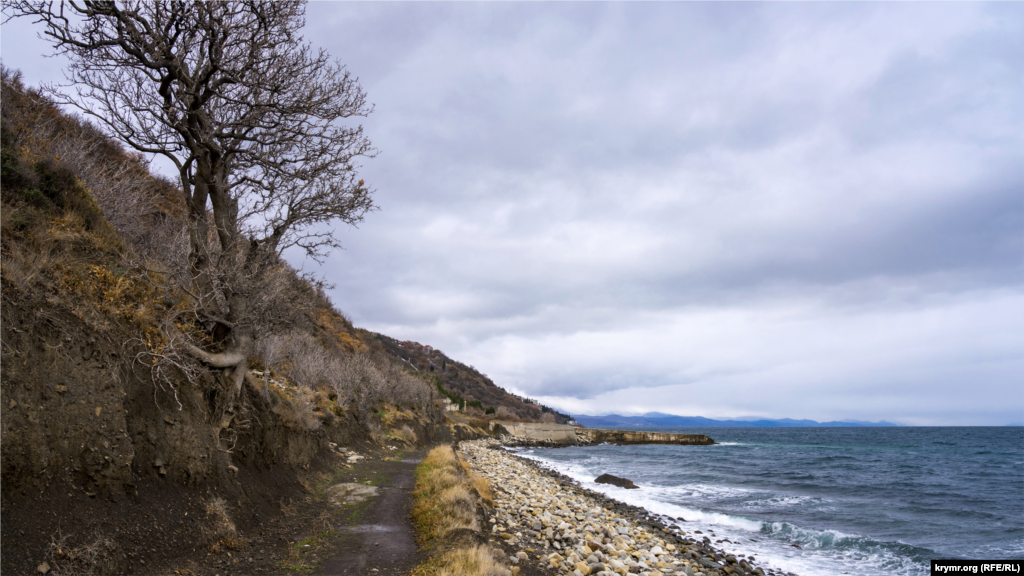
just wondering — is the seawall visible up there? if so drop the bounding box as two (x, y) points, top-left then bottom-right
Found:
(575, 428), (716, 446)
(488, 421), (716, 446)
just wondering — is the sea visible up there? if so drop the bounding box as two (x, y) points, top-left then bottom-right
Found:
(515, 427), (1024, 576)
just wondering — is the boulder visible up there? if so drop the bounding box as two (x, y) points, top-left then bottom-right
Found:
(595, 473), (639, 489)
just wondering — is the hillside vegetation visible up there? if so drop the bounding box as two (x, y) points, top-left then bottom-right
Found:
(377, 335), (573, 423)
(0, 68), (563, 575)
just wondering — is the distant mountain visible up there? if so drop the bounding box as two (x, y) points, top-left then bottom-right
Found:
(574, 413), (901, 428)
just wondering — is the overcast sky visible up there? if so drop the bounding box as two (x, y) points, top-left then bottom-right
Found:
(4, 3), (1022, 425)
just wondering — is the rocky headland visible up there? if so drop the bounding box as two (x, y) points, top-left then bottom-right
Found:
(460, 439), (797, 576)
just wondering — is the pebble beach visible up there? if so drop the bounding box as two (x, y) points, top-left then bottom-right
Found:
(460, 439), (795, 576)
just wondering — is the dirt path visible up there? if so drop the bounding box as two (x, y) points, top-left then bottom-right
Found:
(315, 451), (425, 576)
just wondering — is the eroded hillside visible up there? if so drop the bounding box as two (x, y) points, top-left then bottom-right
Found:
(0, 67), (566, 575)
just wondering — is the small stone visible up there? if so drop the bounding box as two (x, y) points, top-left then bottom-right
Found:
(37, 562), (50, 574)
(95, 406), (102, 417)
(9, 400), (17, 408)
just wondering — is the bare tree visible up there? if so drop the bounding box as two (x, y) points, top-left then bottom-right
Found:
(7, 1), (376, 390)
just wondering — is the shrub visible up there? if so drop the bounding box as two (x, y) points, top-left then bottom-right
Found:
(254, 330), (434, 427)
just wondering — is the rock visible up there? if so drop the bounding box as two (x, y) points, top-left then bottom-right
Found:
(326, 483), (378, 506)
(36, 562), (50, 574)
(594, 474), (639, 489)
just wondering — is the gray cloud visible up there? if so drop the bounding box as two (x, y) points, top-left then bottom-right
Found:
(4, 2), (1021, 424)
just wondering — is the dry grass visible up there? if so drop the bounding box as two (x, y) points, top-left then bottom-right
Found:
(411, 544), (510, 576)
(205, 497), (236, 536)
(412, 446), (479, 544)
(469, 470), (494, 506)
(270, 384), (326, 431)
(204, 497), (247, 552)
(456, 459), (494, 505)
(316, 308), (367, 353)
(0, 240), (59, 291)
(45, 530), (122, 576)
(410, 446), (509, 576)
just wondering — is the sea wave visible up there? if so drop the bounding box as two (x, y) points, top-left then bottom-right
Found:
(522, 448), (935, 576)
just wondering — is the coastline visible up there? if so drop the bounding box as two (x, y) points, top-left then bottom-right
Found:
(460, 438), (794, 576)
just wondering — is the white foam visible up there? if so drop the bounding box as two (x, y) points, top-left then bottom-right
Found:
(639, 482), (754, 502)
(741, 494), (828, 509)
